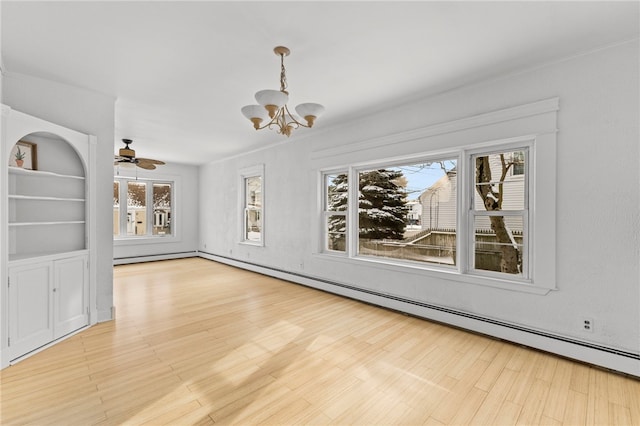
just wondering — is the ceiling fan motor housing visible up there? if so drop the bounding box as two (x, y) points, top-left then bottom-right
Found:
(119, 138), (135, 158)
(119, 148), (135, 158)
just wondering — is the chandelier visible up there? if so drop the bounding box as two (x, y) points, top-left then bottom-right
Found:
(241, 46), (324, 137)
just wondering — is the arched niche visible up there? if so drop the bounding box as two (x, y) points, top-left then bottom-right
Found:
(9, 132), (86, 177)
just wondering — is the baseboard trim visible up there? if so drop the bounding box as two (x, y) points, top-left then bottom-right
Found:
(113, 251), (198, 265)
(8, 326), (90, 366)
(97, 307), (115, 323)
(198, 251), (640, 378)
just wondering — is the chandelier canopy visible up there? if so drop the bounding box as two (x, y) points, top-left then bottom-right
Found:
(241, 46), (324, 137)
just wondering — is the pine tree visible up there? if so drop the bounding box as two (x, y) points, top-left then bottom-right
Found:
(327, 173), (348, 250)
(358, 169), (407, 240)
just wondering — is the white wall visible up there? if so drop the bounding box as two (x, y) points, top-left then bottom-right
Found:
(3, 72), (116, 321)
(113, 162), (199, 263)
(200, 40), (639, 372)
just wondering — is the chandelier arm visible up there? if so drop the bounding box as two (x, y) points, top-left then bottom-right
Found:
(282, 104), (309, 128)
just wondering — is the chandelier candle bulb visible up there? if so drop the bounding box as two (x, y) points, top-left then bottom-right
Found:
(241, 46), (324, 137)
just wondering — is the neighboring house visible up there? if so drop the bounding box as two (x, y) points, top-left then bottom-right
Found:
(418, 154), (525, 234)
(418, 170), (457, 231)
(406, 199), (422, 227)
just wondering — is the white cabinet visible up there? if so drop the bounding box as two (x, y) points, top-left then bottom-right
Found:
(53, 255), (89, 337)
(7, 254), (88, 360)
(2, 105), (97, 366)
(7, 261), (54, 359)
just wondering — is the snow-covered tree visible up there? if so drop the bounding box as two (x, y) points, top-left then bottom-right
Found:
(127, 182), (146, 207)
(327, 173), (348, 250)
(358, 169), (408, 240)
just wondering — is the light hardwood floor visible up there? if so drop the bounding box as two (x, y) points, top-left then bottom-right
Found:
(1, 258), (639, 425)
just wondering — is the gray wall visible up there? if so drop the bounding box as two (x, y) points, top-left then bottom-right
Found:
(199, 41), (639, 358)
(113, 161), (199, 262)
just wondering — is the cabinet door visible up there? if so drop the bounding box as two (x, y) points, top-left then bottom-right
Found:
(8, 263), (55, 360)
(53, 256), (89, 338)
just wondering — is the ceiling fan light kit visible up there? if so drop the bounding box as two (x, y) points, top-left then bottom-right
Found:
(114, 139), (165, 170)
(241, 46), (325, 137)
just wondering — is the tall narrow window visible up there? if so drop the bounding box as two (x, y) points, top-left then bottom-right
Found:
(127, 182), (146, 236)
(113, 181), (120, 236)
(239, 165), (264, 245)
(244, 176), (262, 242)
(324, 172), (348, 252)
(471, 148), (528, 277)
(152, 183), (172, 235)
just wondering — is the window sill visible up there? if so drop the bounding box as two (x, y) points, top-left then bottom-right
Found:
(114, 235), (179, 246)
(239, 240), (264, 247)
(312, 252), (553, 295)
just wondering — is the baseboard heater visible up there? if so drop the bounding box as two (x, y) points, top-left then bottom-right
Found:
(198, 251), (639, 378)
(114, 251), (198, 265)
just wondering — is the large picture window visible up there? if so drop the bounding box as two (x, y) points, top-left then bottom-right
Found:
(316, 98), (557, 291)
(113, 178), (173, 238)
(320, 143), (533, 282)
(353, 159), (458, 266)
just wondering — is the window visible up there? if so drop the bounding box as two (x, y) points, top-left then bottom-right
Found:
(127, 181), (146, 236)
(315, 98), (557, 291)
(320, 144), (532, 282)
(239, 165), (264, 245)
(113, 181), (120, 236)
(324, 172), (348, 252)
(152, 183), (172, 235)
(510, 151), (525, 176)
(351, 159), (458, 266)
(113, 178), (173, 238)
(469, 148), (528, 278)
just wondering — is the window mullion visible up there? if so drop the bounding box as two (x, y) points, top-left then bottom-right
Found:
(119, 179), (127, 236)
(459, 152), (471, 274)
(348, 167), (358, 258)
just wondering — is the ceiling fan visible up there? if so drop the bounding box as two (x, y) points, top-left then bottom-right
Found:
(114, 139), (165, 170)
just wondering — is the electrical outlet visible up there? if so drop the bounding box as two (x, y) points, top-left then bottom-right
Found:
(582, 317), (594, 332)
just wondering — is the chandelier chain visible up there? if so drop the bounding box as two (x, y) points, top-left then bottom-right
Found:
(280, 53), (288, 93)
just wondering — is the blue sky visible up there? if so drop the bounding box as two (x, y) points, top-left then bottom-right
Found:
(394, 160), (456, 200)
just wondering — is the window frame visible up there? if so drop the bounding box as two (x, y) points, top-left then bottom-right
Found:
(316, 132), (554, 294)
(463, 142), (533, 281)
(322, 170), (349, 254)
(113, 176), (177, 244)
(239, 164), (265, 247)
(349, 154), (460, 268)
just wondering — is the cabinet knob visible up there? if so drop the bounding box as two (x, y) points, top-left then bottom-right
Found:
(53, 288), (57, 292)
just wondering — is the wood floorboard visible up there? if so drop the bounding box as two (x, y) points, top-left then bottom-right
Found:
(1, 257), (638, 425)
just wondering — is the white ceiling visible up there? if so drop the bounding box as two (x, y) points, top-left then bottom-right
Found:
(2, 1), (638, 165)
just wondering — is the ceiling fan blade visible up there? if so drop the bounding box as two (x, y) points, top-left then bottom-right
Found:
(136, 157), (165, 165)
(136, 162), (156, 170)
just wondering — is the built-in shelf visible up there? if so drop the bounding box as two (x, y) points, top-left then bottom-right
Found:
(3, 106), (97, 368)
(8, 249), (89, 264)
(8, 221), (86, 227)
(8, 194), (85, 202)
(8, 166), (85, 180)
